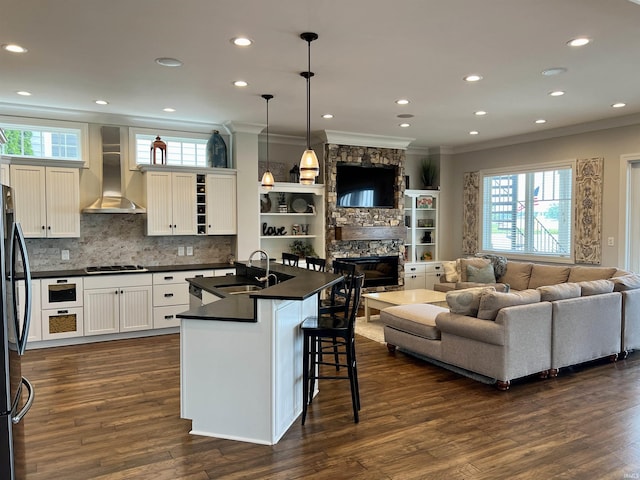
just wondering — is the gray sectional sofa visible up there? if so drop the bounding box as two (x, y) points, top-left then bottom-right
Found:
(381, 258), (640, 389)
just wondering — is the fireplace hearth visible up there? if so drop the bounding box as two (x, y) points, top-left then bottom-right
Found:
(336, 256), (399, 287)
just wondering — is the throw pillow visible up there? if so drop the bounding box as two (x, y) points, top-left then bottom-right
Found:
(477, 289), (541, 320)
(442, 260), (459, 283)
(578, 279), (614, 296)
(466, 263), (496, 283)
(499, 262), (534, 291)
(459, 258), (491, 282)
(527, 264), (571, 289)
(567, 266), (618, 283)
(537, 283), (582, 302)
(446, 286), (496, 317)
(612, 274), (640, 292)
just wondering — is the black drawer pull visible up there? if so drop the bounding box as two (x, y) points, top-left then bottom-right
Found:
(56, 279), (68, 284)
(164, 293), (174, 298)
(164, 315), (175, 320)
(164, 276), (174, 281)
(57, 310), (69, 314)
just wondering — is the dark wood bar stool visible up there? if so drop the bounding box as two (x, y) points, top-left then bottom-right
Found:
(305, 257), (326, 272)
(301, 273), (365, 424)
(282, 252), (300, 266)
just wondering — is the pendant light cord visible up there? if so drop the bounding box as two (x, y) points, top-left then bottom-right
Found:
(306, 40), (311, 150)
(261, 94), (274, 170)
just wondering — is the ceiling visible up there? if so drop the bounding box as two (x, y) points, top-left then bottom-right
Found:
(2, 0), (640, 152)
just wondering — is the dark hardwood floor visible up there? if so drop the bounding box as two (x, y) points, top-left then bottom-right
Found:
(20, 332), (640, 479)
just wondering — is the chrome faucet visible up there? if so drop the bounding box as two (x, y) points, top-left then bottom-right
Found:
(248, 249), (275, 287)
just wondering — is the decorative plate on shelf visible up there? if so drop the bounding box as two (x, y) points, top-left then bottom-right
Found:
(291, 197), (308, 213)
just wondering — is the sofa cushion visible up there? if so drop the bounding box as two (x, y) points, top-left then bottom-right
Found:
(499, 262), (533, 291)
(567, 266), (618, 282)
(477, 289), (541, 320)
(455, 282), (510, 292)
(612, 274), (640, 292)
(537, 283), (582, 302)
(380, 303), (449, 340)
(466, 263), (496, 283)
(578, 279), (614, 296)
(446, 286), (496, 316)
(442, 260), (460, 283)
(527, 264), (571, 289)
(459, 258), (491, 282)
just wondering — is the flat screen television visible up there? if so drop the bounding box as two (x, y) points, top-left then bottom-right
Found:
(336, 164), (396, 208)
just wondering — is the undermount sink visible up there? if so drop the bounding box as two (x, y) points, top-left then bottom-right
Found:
(217, 284), (264, 295)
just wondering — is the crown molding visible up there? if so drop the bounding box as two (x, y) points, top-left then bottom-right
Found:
(321, 130), (415, 150)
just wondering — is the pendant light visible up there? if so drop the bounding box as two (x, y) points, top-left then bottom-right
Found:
(299, 32), (319, 185)
(261, 94), (275, 190)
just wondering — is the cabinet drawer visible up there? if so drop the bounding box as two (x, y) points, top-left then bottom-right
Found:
(152, 270), (213, 285)
(424, 262), (443, 274)
(153, 284), (189, 306)
(42, 307), (84, 340)
(153, 304), (186, 329)
(404, 263), (426, 274)
(84, 273), (152, 290)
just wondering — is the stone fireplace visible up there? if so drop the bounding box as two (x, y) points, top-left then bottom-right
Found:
(324, 143), (406, 291)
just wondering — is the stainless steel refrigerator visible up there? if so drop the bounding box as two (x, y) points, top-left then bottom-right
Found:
(1, 184), (34, 480)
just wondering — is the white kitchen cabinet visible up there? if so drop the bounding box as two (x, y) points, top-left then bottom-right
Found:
(17, 279), (42, 343)
(0, 161), (9, 186)
(10, 164), (80, 238)
(258, 182), (325, 260)
(206, 172), (237, 234)
(144, 170), (197, 236)
(84, 274), (153, 335)
(152, 270), (213, 328)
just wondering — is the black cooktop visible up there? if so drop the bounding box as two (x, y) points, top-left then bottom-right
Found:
(85, 265), (148, 274)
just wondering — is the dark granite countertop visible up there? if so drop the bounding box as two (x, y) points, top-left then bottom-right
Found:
(177, 261), (343, 323)
(30, 263), (235, 279)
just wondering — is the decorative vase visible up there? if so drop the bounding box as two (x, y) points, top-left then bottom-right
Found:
(206, 130), (228, 168)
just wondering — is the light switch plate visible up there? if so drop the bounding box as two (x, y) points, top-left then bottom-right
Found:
(186, 246), (193, 256)
(61, 249), (70, 260)
(178, 246), (185, 256)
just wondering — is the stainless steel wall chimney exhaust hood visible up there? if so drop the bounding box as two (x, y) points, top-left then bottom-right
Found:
(82, 126), (146, 214)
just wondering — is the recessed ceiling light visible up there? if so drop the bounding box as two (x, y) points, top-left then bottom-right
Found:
(233, 80), (248, 87)
(321, 113), (333, 119)
(399, 123), (411, 128)
(397, 114), (414, 119)
(232, 37), (252, 47)
(163, 107), (176, 112)
(464, 74), (483, 82)
(155, 57), (183, 67)
(16, 91), (31, 96)
(474, 110), (487, 116)
(567, 37), (590, 47)
(95, 100), (108, 105)
(469, 130), (479, 135)
(549, 90), (565, 97)
(2, 43), (28, 53)
(396, 99), (409, 105)
(535, 119), (547, 124)
(542, 67), (567, 76)
(612, 102), (627, 108)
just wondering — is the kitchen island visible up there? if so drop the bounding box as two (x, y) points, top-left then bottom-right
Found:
(177, 260), (342, 445)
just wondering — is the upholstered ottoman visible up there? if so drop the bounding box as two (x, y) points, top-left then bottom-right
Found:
(381, 303), (449, 361)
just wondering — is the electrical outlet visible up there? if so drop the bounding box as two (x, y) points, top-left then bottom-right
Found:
(178, 246), (185, 256)
(607, 236), (615, 247)
(61, 249), (70, 260)
(186, 246), (193, 256)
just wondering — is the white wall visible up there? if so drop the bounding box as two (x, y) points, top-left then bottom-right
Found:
(442, 123), (640, 267)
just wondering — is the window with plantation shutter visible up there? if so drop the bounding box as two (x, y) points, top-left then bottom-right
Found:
(480, 162), (574, 260)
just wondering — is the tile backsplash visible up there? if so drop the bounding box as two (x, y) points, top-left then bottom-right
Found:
(26, 214), (235, 271)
